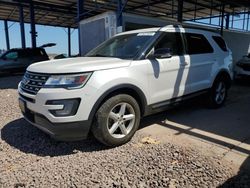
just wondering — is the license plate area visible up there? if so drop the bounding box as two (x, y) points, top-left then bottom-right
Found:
(19, 98), (26, 113)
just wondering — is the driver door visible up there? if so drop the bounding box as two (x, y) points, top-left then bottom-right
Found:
(147, 31), (190, 105)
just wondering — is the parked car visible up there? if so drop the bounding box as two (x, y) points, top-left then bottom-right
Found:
(54, 54), (68, 59)
(0, 43), (55, 74)
(18, 25), (233, 146)
(235, 53), (250, 78)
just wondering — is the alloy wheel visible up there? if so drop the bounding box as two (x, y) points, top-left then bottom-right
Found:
(215, 81), (226, 104)
(107, 102), (136, 139)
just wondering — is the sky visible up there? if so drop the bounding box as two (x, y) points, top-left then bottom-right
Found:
(0, 13), (248, 55)
(0, 21), (79, 55)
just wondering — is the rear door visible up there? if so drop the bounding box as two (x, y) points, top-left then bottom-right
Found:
(20, 49), (49, 67)
(32, 49), (49, 63)
(18, 49), (33, 68)
(182, 32), (215, 93)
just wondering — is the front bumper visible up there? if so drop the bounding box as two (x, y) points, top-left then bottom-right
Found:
(21, 106), (91, 141)
(18, 82), (99, 141)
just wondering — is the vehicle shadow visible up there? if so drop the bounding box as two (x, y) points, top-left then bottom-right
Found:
(219, 157), (250, 187)
(140, 84), (250, 186)
(234, 76), (250, 87)
(0, 74), (23, 89)
(1, 118), (108, 157)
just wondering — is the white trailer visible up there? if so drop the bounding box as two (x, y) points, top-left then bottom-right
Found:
(79, 11), (250, 64)
(79, 12), (117, 55)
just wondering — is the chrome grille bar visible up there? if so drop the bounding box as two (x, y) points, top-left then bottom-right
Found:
(20, 71), (50, 95)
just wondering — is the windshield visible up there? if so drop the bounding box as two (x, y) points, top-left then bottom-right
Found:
(86, 32), (156, 59)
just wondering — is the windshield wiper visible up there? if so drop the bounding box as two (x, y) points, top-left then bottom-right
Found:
(88, 54), (110, 57)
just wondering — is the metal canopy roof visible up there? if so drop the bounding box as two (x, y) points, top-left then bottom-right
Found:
(0, 0), (249, 28)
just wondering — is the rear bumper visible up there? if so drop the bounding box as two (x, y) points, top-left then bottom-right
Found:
(22, 108), (92, 141)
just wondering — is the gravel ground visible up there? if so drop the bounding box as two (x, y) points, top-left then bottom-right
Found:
(0, 75), (249, 188)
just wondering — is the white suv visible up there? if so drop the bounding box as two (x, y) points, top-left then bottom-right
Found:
(18, 25), (233, 146)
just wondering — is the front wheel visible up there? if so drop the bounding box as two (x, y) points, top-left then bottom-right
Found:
(92, 94), (141, 146)
(207, 77), (228, 108)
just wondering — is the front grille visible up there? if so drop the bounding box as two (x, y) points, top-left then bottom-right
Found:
(20, 71), (50, 95)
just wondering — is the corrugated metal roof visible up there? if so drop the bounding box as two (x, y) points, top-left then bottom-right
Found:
(0, 0), (249, 28)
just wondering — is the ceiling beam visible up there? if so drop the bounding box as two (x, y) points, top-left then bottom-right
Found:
(126, 0), (172, 11)
(0, 0), (76, 15)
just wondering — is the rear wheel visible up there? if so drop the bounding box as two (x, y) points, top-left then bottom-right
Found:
(207, 77), (228, 108)
(92, 94), (141, 146)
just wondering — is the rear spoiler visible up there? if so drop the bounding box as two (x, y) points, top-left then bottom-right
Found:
(39, 43), (56, 48)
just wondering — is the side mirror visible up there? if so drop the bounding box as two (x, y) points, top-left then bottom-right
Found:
(148, 48), (172, 59)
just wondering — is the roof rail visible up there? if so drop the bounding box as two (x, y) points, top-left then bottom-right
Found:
(181, 24), (220, 33)
(161, 23), (220, 33)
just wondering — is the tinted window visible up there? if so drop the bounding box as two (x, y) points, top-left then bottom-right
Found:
(4, 51), (18, 60)
(154, 32), (184, 56)
(212, 36), (228, 52)
(185, 33), (213, 55)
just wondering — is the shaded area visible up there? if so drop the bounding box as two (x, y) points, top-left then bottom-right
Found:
(140, 81), (250, 186)
(1, 118), (108, 157)
(0, 75), (23, 89)
(219, 157), (250, 187)
(235, 76), (250, 86)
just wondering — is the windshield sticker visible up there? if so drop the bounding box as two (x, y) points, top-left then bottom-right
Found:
(137, 32), (155, 36)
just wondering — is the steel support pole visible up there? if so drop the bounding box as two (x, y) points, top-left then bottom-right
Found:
(243, 10), (246, 30)
(4, 20), (10, 50)
(194, 0), (197, 21)
(77, 0), (84, 56)
(231, 8), (234, 28)
(209, 0), (213, 25)
(68, 27), (71, 57)
(220, 4), (225, 36)
(171, 0), (174, 18)
(247, 12), (249, 31)
(178, 0), (183, 23)
(19, 4), (26, 48)
(30, 1), (36, 48)
(225, 14), (230, 29)
(117, 0), (123, 27)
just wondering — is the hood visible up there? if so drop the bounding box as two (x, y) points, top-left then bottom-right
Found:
(27, 57), (131, 74)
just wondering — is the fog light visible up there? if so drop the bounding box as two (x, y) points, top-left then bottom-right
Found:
(46, 99), (81, 117)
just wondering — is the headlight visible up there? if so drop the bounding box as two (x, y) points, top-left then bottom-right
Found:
(44, 73), (92, 89)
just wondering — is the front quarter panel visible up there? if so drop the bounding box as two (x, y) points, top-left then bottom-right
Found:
(84, 65), (149, 116)
(89, 66), (149, 99)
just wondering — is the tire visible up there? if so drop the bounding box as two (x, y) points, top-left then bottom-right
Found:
(92, 94), (141, 147)
(207, 77), (228, 108)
